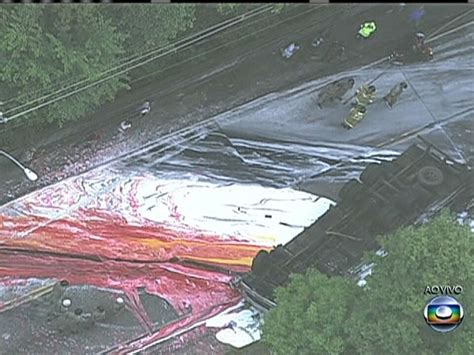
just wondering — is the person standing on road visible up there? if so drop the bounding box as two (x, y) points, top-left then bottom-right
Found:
(384, 82), (408, 108)
(357, 21), (377, 39)
(343, 104), (367, 129)
(413, 32), (434, 61)
(414, 32), (426, 50)
(317, 78), (355, 109)
(354, 85), (376, 106)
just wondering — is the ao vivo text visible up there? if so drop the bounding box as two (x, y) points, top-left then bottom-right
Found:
(424, 285), (463, 295)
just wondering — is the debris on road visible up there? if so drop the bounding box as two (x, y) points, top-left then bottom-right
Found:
(280, 42), (300, 59)
(140, 100), (152, 116)
(119, 101), (152, 133)
(1, 4), (471, 352)
(311, 37), (324, 48)
(119, 120), (132, 132)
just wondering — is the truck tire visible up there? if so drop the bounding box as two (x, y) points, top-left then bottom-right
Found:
(417, 166), (444, 186)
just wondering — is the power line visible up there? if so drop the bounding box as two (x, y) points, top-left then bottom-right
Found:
(71, 5), (325, 139)
(426, 9), (474, 41)
(129, 7), (327, 86)
(0, 5), (329, 207)
(397, 68), (468, 163)
(1, 13), (283, 137)
(372, 17), (473, 152)
(2, 5), (326, 131)
(101, 12), (471, 171)
(1, 6), (323, 138)
(2, 5), (273, 117)
(2, 5), (271, 112)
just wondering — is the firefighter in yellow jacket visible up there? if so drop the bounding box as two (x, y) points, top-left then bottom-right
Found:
(343, 104), (367, 129)
(354, 85), (376, 106)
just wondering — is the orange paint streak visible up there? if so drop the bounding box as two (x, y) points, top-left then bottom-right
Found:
(0, 210), (267, 267)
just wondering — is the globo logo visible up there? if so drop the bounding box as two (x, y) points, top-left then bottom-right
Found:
(423, 295), (464, 333)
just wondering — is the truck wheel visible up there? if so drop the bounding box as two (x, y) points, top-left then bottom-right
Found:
(417, 166), (444, 186)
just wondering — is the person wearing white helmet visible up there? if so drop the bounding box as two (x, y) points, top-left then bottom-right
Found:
(415, 32), (426, 50)
(413, 32), (433, 60)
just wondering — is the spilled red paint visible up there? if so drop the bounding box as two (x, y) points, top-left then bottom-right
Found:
(0, 251), (238, 315)
(0, 206), (268, 351)
(0, 170), (284, 351)
(0, 209), (268, 268)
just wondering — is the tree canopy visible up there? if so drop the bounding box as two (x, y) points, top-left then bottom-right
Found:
(262, 210), (473, 355)
(108, 5), (195, 54)
(1, 5), (196, 127)
(262, 271), (361, 355)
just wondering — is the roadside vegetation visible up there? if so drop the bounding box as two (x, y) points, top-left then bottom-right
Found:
(1, 5), (264, 128)
(262, 210), (473, 354)
(1, 5), (197, 127)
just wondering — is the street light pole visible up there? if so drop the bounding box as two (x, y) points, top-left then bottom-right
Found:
(0, 149), (38, 181)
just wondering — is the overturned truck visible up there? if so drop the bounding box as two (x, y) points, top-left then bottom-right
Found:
(239, 139), (473, 311)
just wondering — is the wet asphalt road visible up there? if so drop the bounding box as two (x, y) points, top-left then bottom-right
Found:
(0, 4), (471, 205)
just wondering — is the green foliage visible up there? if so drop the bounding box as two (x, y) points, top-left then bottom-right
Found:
(262, 270), (360, 355)
(262, 211), (473, 355)
(216, 4), (286, 15)
(270, 4), (288, 14)
(216, 4), (252, 15)
(1, 5), (196, 127)
(106, 5), (196, 55)
(1, 6), (128, 126)
(349, 210), (473, 355)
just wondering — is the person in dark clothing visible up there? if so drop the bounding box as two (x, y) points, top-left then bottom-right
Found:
(384, 82), (409, 108)
(317, 78), (355, 109)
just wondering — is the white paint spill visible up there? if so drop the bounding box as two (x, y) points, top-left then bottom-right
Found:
(205, 304), (262, 348)
(133, 177), (335, 246)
